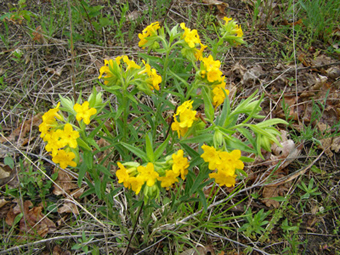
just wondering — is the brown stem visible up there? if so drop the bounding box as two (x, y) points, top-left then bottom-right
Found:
(160, 0), (174, 27)
(123, 200), (145, 255)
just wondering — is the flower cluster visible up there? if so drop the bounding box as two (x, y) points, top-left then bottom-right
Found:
(180, 23), (201, 48)
(116, 150), (189, 196)
(219, 17), (245, 46)
(201, 144), (244, 187)
(139, 60), (162, 91)
(98, 55), (140, 86)
(39, 101), (97, 169)
(201, 55), (230, 107)
(180, 23), (207, 62)
(138, 22), (161, 49)
(171, 100), (197, 138)
(74, 101), (97, 125)
(98, 55), (162, 93)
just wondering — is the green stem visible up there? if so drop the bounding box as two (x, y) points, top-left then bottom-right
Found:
(122, 91), (128, 143)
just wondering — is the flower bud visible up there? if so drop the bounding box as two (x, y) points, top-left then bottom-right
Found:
(144, 184), (159, 200)
(213, 128), (224, 147)
(59, 96), (75, 115)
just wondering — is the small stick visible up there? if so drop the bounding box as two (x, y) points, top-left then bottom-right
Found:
(123, 200), (145, 255)
(160, 0), (174, 27)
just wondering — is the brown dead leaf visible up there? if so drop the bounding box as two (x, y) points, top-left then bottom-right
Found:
(180, 245), (215, 255)
(326, 67), (340, 79)
(56, 187), (83, 215)
(331, 136), (340, 153)
(270, 130), (301, 170)
(6, 200), (56, 237)
(45, 66), (63, 76)
(53, 245), (71, 255)
(53, 168), (78, 196)
(126, 10), (141, 22)
(262, 182), (289, 208)
(242, 65), (264, 85)
(32, 26), (46, 44)
(58, 201), (79, 215)
(298, 53), (313, 67)
(202, 0), (228, 19)
(0, 114), (42, 147)
(0, 198), (9, 209)
(0, 164), (16, 187)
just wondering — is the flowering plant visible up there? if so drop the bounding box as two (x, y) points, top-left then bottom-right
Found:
(39, 17), (286, 250)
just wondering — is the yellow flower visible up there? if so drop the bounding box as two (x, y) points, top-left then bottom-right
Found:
(39, 102), (61, 138)
(115, 56), (124, 66)
(39, 122), (52, 139)
(137, 162), (159, 187)
(123, 56), (141, 70)
(116, 162), (131, 188)
(194, 43), (207, 61)
(172, 150), (189, 180)
(98, 59), (114, 85)
(45, 130), (61, 155)
(171, 100), (197, 138)
(56, 123), (79, 148)
(52, 150), (77, 169)
(209, 171), (237, 187)
(171, 119), (188, 138)
(235, 25), (243, 37)
(219, 17), (245, 46)
(139, 60), (162, 91)
(223, 17), (232, 25)
(138, 22), (160, 49)
(201, 144), (222, 170)
(180, 23), (201, 48)
(74, 101), (97, 125)
(129, 176), (145, 195)
(219, 150), (244, 171)
(212, 83), (230, 108)
(157, 170), (179, 189)
(207, 68), (223, 83)
(202, 55), (221, 71)
(149, 68), (162, 91)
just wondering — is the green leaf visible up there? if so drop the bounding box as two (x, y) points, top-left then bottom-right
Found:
(180, 133), (213, 144)
(96, 164), (112, 176)
(268, 196), (287, 202)
(235, 168), (248, 177)
(4, 156), (14, 169)
(120, 142), (148, 161)
(80, 186), (95, 198)
(78, 160), (87, 187)
(84, 150), (93, 170)
(198, 190), (208, 211)
(181, 143), (200, 158)
(202, 87), (214, 122)
(84, 137), (100, 151)
(89, 117), (109, 139)
(145, 133), (155, 162)
(255, 118), (288, 128)
(240, 156), (255, 163)
(217, 95), (230, 126)
(225, 136), (255, 153)
(77, 138), (92, 151)
(236, 127), (255, 147)
(154, 135), (170, 160)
